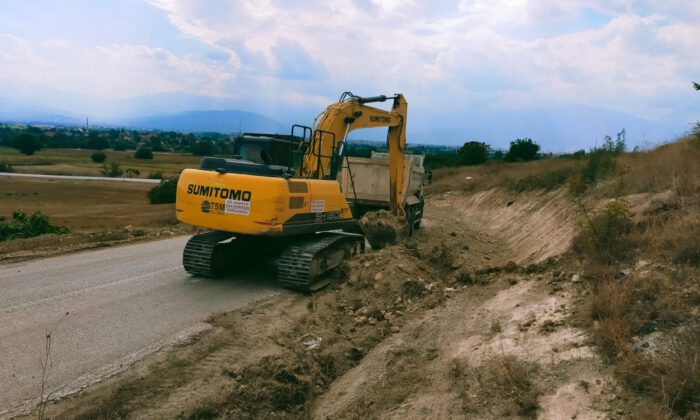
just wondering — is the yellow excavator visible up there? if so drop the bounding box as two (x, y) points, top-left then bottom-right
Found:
(175, 92), (417, 291)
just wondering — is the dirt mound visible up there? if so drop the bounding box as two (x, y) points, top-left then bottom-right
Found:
(359, 210), (408, 249)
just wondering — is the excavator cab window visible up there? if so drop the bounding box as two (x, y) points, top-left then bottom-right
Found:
(233, 135), (301, 167)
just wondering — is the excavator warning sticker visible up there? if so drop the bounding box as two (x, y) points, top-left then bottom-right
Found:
(310, 200), (325, 213)
(225, 199), (250, 216)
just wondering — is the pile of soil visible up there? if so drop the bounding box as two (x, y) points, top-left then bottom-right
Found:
(358, 210), (408, 249)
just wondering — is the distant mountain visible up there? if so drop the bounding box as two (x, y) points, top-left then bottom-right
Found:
(0, 97), (85, 125)
(0, 94), (688, 151)
(409, 104), (683, 151)
(122, 110), (288, 134)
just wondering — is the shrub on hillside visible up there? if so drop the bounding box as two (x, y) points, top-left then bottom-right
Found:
(134, 147), (154, 160)
(147, 171), (164, 179)
(148, 176), (179, 204)
(458, 141), (490, 166)
(572, 199), (633, 263)
(568, 134), (626, 194)
(0, 162), (13, 172)
(504, 138), (540, 162)
(0, 210), (69, 241)
(101, 162), (124, 177)
(90, 152), (107, 163)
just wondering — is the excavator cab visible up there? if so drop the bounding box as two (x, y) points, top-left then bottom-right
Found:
(232, 133), (303, 167)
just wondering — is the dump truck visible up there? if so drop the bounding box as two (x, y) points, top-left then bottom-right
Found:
(339, 151), (425, 240)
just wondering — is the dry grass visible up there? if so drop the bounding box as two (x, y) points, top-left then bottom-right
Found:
(0, 176), (175, 230)
(0, 148), (200, 178)
(605, 136), (700, 198)
(618, 327), (700, 416)
(570, 137), (700, 418)
(449, 355), (541, 417)
(428, 158), (580, 195)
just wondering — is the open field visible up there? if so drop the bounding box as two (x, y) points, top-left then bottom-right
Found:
(0, 176), (191, 262)
(0, 148), (201, 178)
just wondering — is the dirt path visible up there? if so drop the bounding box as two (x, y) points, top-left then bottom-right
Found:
(24, 187), (615, 419)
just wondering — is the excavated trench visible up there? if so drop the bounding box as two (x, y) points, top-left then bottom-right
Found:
(28, 187), (614, 420)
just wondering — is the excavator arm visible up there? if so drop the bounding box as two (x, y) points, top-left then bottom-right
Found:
(301, 92), (408, 216)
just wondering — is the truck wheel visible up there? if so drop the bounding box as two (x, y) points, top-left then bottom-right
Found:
(407, 206), (415, 236)
(414, 204), (423, 230)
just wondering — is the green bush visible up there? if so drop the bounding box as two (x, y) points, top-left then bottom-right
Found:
(458, 141), (490, 166)
(0, 210), (69, 241)
(125, 168), (140, 178)
(90, 152), (107, 163)
(12, 132), (43, 156)
(0, 162), (13, 172)
(505, 138), (540, 162)
(134, 147), (154, 159)
(148, 171), (164, 179)
(101, 162), (124, 177)
(148, 177), (179, 204)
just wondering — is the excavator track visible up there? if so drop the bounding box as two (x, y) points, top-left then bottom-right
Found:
(277, 232), (365, 292)
(182, 231), (237, 277)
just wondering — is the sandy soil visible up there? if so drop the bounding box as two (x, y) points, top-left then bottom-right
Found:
(16, 186), (618, 419)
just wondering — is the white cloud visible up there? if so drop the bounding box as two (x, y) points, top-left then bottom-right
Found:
(0, 34), (236, 99)
(2, 0), (698, 128)
(138, 0), (698, 122)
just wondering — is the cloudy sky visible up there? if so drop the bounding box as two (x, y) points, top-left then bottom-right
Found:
(0, 0), (698, 149)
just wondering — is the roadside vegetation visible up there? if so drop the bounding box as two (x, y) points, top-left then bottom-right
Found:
(147, 177), (179, 204)
(0, 210), (68, 241)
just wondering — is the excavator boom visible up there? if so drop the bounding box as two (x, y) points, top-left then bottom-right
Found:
(301, 92), (408, 217)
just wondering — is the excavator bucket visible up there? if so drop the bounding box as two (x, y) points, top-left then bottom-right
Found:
(358, 210), (410, 249)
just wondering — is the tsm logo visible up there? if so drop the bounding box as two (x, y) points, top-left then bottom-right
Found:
(201, 200), (211, 213)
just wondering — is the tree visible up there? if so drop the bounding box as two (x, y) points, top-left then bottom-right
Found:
(458, 141), (490, 166)
(86, 131), (109, 150)
(90, 152), (107, 163)
(491, 150), (505, 161)
(693, 81), (700, 91)
(505, 138), (540, 162)
(134, 147), (154, 159)
(191, 140), (215, 156)
(12, 133), (42, 156)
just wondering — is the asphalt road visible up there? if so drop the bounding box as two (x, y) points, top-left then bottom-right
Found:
(0, 236), (282, 414)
